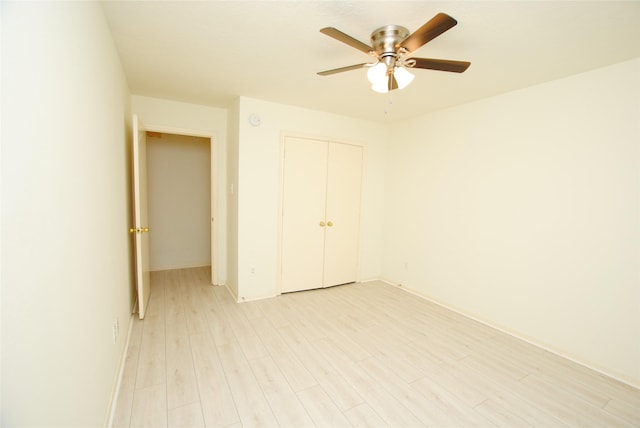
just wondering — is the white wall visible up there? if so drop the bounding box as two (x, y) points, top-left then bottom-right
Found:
(1, 2), (132, 425)
(232, 97), (387, 301)
(131, 95), (227, 284)
(147, 133), (211, 271)
(383, 58), (640, 385)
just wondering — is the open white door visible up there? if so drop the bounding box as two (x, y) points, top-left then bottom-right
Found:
(210, 137), (217, 286)
(131, 114), (151, 319)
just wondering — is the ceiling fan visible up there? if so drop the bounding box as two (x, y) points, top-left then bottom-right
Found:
(317, 12), (470, 93)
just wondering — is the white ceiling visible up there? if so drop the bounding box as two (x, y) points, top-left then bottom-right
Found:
(102, 1), (640, 122)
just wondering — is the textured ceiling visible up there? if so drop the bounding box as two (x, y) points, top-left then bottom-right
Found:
(102, 1), (640, 122)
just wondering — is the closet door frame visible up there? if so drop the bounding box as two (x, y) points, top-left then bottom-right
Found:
(277, 133), (365, 295)
(140, 123), (220, 286)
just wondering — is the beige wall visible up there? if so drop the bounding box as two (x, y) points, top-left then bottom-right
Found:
(383, 58), (640, 386)
(1, 2), (132, 425)
(230, 97), (388, 301)
(147, 134), (211, 271)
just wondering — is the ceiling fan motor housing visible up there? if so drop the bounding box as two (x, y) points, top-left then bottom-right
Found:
(370, 25), (410, 69)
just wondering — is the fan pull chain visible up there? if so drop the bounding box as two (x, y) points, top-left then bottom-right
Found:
(383, 92), (393, 115)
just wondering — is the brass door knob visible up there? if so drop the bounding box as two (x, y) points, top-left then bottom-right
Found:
(327, 221), (333, 227)
(319, 221), (326, 227)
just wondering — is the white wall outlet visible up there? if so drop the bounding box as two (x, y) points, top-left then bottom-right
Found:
(250, 266), (256, 276)
(112, 318), (119, 344)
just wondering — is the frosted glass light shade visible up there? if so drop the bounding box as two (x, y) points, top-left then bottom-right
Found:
(367, 62), (387, 84)
(394, 66), (415, 89)
(368, 64), (415, 93)
(371, 80), (389, 93)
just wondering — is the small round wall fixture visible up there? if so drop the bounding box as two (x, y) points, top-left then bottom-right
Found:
(248, 113), (261, 127)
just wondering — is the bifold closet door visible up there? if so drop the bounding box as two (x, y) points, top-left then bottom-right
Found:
(281, 137), (328, 292)
(281, 137), (363, 293)
(323, 142), (363, 286)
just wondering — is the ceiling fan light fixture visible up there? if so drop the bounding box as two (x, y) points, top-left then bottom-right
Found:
(367, 62), (387, 84)
(369, 65), (414, 93)
(318, 13), (470, 94)
(394, 66), (415, 90)
(371, 79), (389, 93)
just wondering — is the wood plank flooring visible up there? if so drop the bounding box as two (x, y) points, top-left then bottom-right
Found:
(112, 267), (640, 427)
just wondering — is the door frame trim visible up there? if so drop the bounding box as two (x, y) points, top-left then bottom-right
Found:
(140, 123), (219, 286)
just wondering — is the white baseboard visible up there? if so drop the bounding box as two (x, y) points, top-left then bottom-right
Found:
(105, 314), (135, 428)
(369, 277), (640, 390)
(223, 282), (239, 302)
(236, 293), (279, 303)
(131, 295), (138, 315)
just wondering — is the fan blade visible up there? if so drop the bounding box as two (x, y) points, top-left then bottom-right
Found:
(317, 63), (368, 76)
(409, 58), (470, 73)
(320, 27), (373, 54)
(388, 73), (398, 91)
(400, 13), (458, 53)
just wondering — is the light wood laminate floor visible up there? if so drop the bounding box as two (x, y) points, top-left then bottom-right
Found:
(112, 267), (640, 427)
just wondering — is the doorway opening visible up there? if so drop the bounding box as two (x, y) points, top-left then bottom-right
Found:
(145, 130), (217, 285)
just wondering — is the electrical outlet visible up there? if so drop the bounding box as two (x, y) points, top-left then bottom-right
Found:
(112, 318), (119, 344)
(250, 266), (256, 276)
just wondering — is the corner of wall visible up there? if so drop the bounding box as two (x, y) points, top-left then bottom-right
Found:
(226, 98), (240, 298)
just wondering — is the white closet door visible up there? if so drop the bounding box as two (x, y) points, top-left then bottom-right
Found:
(323, 143), (363, 287)
(281, 137), (328, 292)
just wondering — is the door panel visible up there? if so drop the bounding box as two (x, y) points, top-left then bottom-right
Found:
(210, 137), (216, 285)
(132, 114), (151, 319)
(281, 137), (328, 292)
(323, 143), (363, 287)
